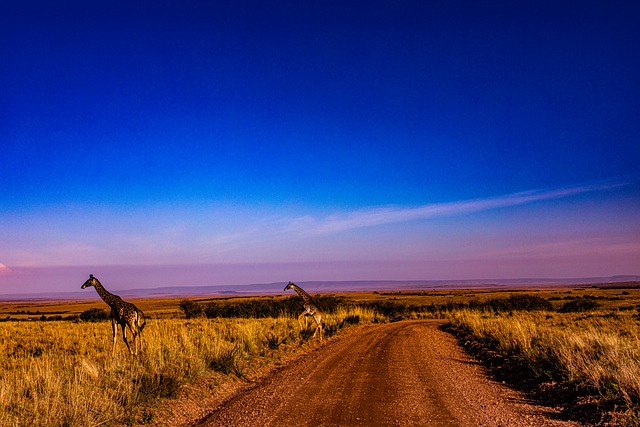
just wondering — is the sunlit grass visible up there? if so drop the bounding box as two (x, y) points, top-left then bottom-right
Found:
(1, 288), (638, 425)
(448, 309), (640, 415)
(0, 305), (376, 426)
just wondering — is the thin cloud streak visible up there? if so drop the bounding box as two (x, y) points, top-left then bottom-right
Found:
(0, 181), (630, 268)
(304, 182), (627, 235)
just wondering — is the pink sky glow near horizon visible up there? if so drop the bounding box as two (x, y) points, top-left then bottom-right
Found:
(1, 183), (639, 295)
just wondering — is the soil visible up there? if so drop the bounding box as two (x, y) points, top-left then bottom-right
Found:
(193, 320), (584, 427)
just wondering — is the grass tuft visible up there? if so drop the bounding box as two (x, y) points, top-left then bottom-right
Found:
(208, 345), (243, 376)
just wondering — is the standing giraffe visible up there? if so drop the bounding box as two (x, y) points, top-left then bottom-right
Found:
(81, 274), (146, 355)
(284, 282), (323, 340)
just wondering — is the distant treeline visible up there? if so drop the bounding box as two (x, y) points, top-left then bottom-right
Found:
(359, 294), (630, 316)
(358, 294), (555, 320)
(179, 293), (612, 320)
(0, 293), (623, 323)
(0, 314), (79, 322)
(0, 307), (109, 323)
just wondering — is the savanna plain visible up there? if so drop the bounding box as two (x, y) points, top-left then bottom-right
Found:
(1, 284), (639, 426)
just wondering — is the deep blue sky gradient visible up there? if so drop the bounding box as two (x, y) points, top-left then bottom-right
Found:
(1, 1), (639, 293)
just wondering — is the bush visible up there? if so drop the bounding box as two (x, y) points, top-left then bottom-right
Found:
(208, 346), (243, 376)
(136, 373), (182, 399)
(490, 294), (553, 312)
(79, 308), (109, 322)
(360, 301), (427, 319)
(264, 333), (286, 350)
(189, 295), (349, 319)
(357, 294), (553, 318)
(179, 300), (204, 319)
(558, 298), (601, 313)
(340, 315), (360, 326)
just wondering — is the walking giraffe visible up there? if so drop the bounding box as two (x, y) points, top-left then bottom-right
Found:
(284, 282), (323, 340)
(81, 274), (146, 355)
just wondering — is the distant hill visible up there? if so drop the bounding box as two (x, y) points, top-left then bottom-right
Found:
(1, 276), (639, 301)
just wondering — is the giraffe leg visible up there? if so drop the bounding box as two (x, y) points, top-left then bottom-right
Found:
(302, 313), (312, 330)
(312, 315), (323, 340)
(132, 313), (143, 355)
(298, 312), (307, 329)
(132, 325), (139, 355)
(135, 328), (141, 355)
(111, 318), (118, 356)
(130, 325), (139, 356)
(122, 324), (133, 355)
(133, 315), (140, 354)
(137, 312), (145, 353)
(136, 324), (143, 354)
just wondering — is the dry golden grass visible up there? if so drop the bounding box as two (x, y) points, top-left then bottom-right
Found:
(448, 309), (640, 423)
(1, 286), (638, 425)
(0, 304), (378, 426)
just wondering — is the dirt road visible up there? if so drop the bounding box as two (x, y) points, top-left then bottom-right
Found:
(197, 320), (581, 427)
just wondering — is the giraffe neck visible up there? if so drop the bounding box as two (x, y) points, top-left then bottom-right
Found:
(93, 281), (119, 308)
(291, 284), (314, 305)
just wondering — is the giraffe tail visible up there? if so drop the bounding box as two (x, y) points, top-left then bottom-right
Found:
(138, 310), (147, 333)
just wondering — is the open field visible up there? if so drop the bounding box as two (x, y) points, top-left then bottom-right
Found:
(0, 283), (639, 426)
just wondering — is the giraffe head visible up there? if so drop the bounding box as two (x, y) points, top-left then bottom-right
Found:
(284, 281), (295, 292)
(81, 274), (99, 289)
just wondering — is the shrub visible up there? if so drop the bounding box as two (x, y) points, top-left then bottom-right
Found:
(479, 294), (553, 312)
(360, 301), (425, 318)
(264, 333), (285, 349)
(199, 295), (348, 319)
(79, 308), (109, 322)
(558, 298), (601, 313)
(208, 346), (243, 376)
(503, 294), (553, 311)
(136, 373), (182, 399)
(340, 315), (360, 326)
(179, 299), (204, 318)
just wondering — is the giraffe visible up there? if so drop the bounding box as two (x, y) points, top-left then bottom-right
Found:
(284, 282), (323, 340)
(81, 274), (146, 355)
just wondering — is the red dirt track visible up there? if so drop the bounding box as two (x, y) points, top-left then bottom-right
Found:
(196, 320), (582, 427)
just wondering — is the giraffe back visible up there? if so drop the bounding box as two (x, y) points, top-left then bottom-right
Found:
(285, 282), (321, 313)
(117, 300), (145, 329)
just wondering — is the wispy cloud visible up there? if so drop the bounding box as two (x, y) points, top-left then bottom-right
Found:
(0, 181), (630, 268)
(303, 181), (627, 235)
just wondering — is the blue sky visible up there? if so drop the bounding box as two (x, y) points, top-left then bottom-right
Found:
(1, 1), (639, 294)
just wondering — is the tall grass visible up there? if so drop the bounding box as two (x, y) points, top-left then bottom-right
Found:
(448, 310), (640, 415)
(7, 291), (636, 425)
(0, 305), (377, 426)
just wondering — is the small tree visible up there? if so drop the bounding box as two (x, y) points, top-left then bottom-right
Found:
(179, 299), (204, 319)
